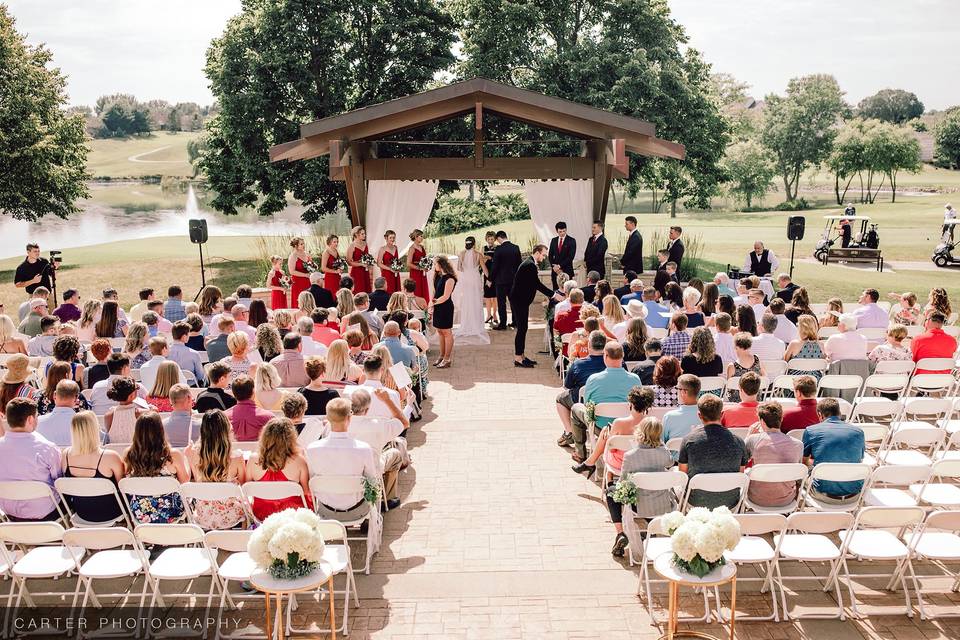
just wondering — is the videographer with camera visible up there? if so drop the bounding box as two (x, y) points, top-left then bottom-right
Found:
(14, 243), (59, 297)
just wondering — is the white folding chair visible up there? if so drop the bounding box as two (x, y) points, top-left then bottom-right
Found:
(55, 477), (131, 528)
(134, 523), (223, 636)
(591, 402), (629, 452)
(878, 427), (945, 467)
(911, 459), (960, 508)
(902, 510), (960, 619)
(900, 396), (953, 427)
(761, 360), (788, 381)
(915, 358), (956, 374)
(862, 465), (931, 507)
(942, 396), (960, 434)
(836, 506), (927, 619)
(875, 360), (916, 376)
(680, 472), (749, 513)
(859, 423), (890, 466)
(664, 437), (683, 456)
(862, 374), (910, 398)
(742, 464), (809, 514)
(768, 375), (799, 398)
(907, 374), (957, 397)
(240, 481), (308, 525)
(63, 527), (149, 639)
(772, 511), (854, 620)
(118, 476), (185, 524)
(204, 530), (261, 640)
(800, 463), (872, 512)
(818, 375), (864, 399)
(718, 513), (787, 622)
(623, 471), (687, 568)
(787, 358), (829, 376)
(308, 475), (380, 574)
(179, 482), (251, 530)
(601, 434), (635, 488)
(697, 376), (727, 396)
(850, 398), (902, 425)
(0, 481), (67, 525)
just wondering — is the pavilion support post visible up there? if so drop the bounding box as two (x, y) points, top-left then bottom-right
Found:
(342, 142), (369, 227)
(589, 139), (613, 224)
(474, 102), (484, 168)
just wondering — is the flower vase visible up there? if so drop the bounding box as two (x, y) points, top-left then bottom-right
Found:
(269, 552), (319, 580)
(672, 553), (726, 579)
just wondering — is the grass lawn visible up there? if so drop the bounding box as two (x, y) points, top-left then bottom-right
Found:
(86, 131), (201, 178)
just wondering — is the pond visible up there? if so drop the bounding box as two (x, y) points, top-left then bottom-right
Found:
(0, 182), (351, 259)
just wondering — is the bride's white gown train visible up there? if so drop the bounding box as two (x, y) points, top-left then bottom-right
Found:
(453, 249), (490, 345)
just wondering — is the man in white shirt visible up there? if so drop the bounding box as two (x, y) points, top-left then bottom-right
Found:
(742, 241), (780, 278)
(139, 336), (187, 392)
(207, 297), (238, 339)
(341, 355), (406, 419)
(767, 299), (798, 343)
(748, 289), (768, 324)
(752, 314), (786, 361)
(354, 292), (383, 336)
(553, 280), (579, 316)
(231, 304), (257, 341)
(306, 398), (379, 514)
(89, 354), (148, 414)
(37, 380), (82, 446)
(128, 288), (155, 323)
(824, 314), (869, 362)
(348, 388), (407, 509)
(850, 288), (889, 329)
(296, 317), (328, 357)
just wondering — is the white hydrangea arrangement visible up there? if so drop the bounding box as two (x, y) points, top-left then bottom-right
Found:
(662, 507), (741, 578)
(248, 508), (327, 580)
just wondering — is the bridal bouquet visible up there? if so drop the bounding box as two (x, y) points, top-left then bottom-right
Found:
(359, 253), (376, 267)
(389, 257), (405, 273)
(331, 257), (348, 272)
(303, 259), (319, 274)
(279, 275), (291, 289)
(248, 508), (327, 580)
(416, 255), (434, 271)
(661, 507), (741, 578)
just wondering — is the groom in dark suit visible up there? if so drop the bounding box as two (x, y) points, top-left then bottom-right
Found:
(548, 221), (577, 290)
(621, 215), (644, 274)
(490, 230), (522, 330)
(583, 220), (608, 280)
(510, 244), (554, 367)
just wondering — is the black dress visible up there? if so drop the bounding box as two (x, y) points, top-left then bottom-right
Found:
(432, 274), (455, 330)
(482, 245), (496, 298)
(64, 451), (123, 523)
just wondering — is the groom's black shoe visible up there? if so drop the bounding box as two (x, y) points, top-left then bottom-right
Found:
(514, 359), (535, 368)
(520, 357), (537, 366)
(493, 324), (508, 331)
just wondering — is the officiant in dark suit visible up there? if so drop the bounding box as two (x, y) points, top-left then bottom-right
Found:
(510, 244), (554, 368)
(620, 216), (644, 274)
(666, 225), (685, 270)
(490, 230), (522, 330)
(547, 222), (576, 290)
(583, 221), (608, 280)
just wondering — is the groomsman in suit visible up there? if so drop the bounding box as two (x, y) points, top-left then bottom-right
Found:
(509, 244), (555, 368)
(620, 216), (644, 274)
(548, 222), (577, 290)
(666, 226), (685, 271)
(584, 221), (608, 280)
(490, 230), (522, 330)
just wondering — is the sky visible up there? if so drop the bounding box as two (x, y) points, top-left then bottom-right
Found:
(6, 0), (959, 110)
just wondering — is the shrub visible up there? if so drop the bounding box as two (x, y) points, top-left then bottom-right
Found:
(426, 194), (530, 235)
(647, 229), (705, 282)
(774, 198), (811, 211)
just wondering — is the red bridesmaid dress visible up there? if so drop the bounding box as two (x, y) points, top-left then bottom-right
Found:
(350, 245), (372, 293)
(381, 247), (400, 294)
(290, 257), (310, 307)
(410, 245), (430, 303)
(324, 252), (342, 296)
(269, 269), (287, 310)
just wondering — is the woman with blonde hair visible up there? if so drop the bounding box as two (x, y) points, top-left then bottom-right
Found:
(324, 339), (364, 384)
(198, 285), (223, 322)
(254, 362), (286, 410)
(123, 321), (150, 369)
(347, 226), (373, 293)
(76, 300), (101, 342)
(255, 323), (282, 361)
(245, 417), (312, 521)
(386, 291), (408, 314)
(819, 298), (843, 329)
(220, 330), (258, 382)
(925, 287), (952, 320)
(273, 309), (294, 338)
(601, 294), (625, 340)
(185, 409), (247, 529)
(336, 288), (355, 321)
(295, 290), (316, 321)
(287, 237), (314, 306)
(145, 361), (181, 412)
(0, 315), (26, 354)
(320, 234), (342, 297)
(62, 411), (126, 524)
(682, 286), (705, 328)
(868, 324), (912, 364)
(784, 314), (825, 373)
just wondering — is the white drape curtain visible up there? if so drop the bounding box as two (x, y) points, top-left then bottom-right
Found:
(524, 179), (594, 251)
(366, 180), (440, 257)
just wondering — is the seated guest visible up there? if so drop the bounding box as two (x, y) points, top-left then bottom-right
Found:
(122, 322), (150, 369)
(354, 292), (384, 336)
(698, 283), (719, 321)
(298, 356), (340, 416)
(254, 362), (286, 411)
(37, 361), (89, 415)
(308, 271), (336, 309)
(851, 288), (889, 329)
(164, 285), (186, 323)
(781, 375), (820, 433)
(89, 353), (147, 415)
(349, 388), (406, 510)
(18, 298), (49, 337)
(86, 339), (112, 389)
(651, 355), (682, 407)
(768, 299), (798, 343)
(662, 374), (702, 449)
(752, 314), (786, 361)
(775, 273), (799, 304)
(141, 336), (187, 391)
(652, 254), (673, 299)
(911, 312), (958, 374)
(726, 333), (765, 401)
(341, 355), (402, 418)
(568, 342), (641, 462)
(785, 287), (815, 325)
(818, 298), (843, 329)
(681, 287), (705, 329)
(802, 399), (866, 505)
(162, 384), (198, 448)
(552, 279), (579, 316)
(573, 386), (654, 479)
(888, 291), (921, 326)
(145, 361), (181, 412)
(614, 271), (638, 301)
(678, 394), (749, 509)
(0, 398), (61, 521)
(62, 411), (125, 523)
(661, 312), (690, 358)
(129, 288), (155, 323)
(641, 287), (670, 330)
(720, 372), (762, 427)
(27, 315), (59, 356)
(379, 321), (416, 368)
(246, 417), (312, 521)
(868, 324), (912, 364)
(554, 289), (585, 353)
(146, 301), (173, 333)
(619, 278), (644, 305)
(123, 412), (190, 523)
(714, 272), (736, 298)
(681, 327), (723, 378)
(225, 375), (274, 441)
(325, 339), (364, 384)
(310, 309), (340, 348)
(247, 299), (269, 328)
(824, 314), (868, 362)
(745, 402), (803, 507)
(556, 331), (608, 447)
(402, 278), (428, 311)
(621, 316), (649, 362)
(169, 321), (206, 386)
(344, 330), (368, 365)
(342, 311), (377, 349)
(581, 271), (601, 304)
(0, 314), (28, 354)
(567, 307), (601, 359)
(784, 315), (825, 374)
(272, 310), (294, 339)
(712, 312), (736, 366)
(94, 300), (127, 339)
(743, 241), (779, 277)
(631, 339), (662, 385)
(37, 380), (84, 444)
(270, 333), (310, 388)
(663, 281), (683, 309)
(297, 316), (328, 357)
(194, 362), (238, 413)
(281, 392), (315, 437)
(220, 331), (259, 383)
(52, 289), (81, 323)
(736, 304), (758, 336)
(104, 376), (147, 443)
(747, 288), (767, 324)
(255, 323), (282, 362)
(184, 313), (207, 351)
(370, 277), (390, 311)
(205, 317), (235, 363)
(184, 409), (247, 529)
(296, 290), (317, 321)
(306, 398), (378, 520)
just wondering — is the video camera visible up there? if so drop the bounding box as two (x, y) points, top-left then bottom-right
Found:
(49, 250), (62, 265)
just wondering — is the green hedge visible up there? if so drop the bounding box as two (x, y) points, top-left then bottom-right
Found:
(426, 194), (530, 235)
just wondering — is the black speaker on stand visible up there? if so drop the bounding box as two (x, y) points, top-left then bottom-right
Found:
(786, 216), (805, 279)
(189, 219), (209, 301)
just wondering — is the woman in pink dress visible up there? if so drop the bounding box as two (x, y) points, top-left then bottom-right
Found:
(377, 229), (401, 294)
(347, 226), (372, 293)
(321, 234), (342, 297)
(268, 255), (288, 310)
(286, 237), (313, 308)
(406, 228), (430, 303)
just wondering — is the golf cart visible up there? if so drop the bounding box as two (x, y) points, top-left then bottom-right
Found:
(815, 215), (883, 270)
(932, 220), (959, 268)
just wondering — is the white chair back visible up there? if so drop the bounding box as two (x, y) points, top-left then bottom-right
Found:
(852, 505), (925, 529)
(118, 476), (181, 498)
(908, 374), (956, 396)
(850, 398), (902, 423)
(818, 374), (863, 397)
(204, 529), (252, 553)
(0, 521), (66, 545)
(733, 512), (787, 536)
(874, 360), (916, 376)
(787, 358), (828, 374)
(862, 374), (909, 397)
(594, 402), (630, 420)
(134, 522), (206, 547)
(241, 480), (307, 504)
(698, 376), (727, 394)
(915, 358), (956, 373)
(784, 511), (853, 534)
(627, 471), (688, 494)
(54, 477), (131, 527)
(682, 472), (749, 512)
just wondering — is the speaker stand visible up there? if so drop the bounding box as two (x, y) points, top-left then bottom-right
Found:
(193, 242), (208, 302)
(788, 237), (796, 279)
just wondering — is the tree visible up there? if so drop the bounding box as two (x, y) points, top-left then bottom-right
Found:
(167, 107), (182, 132)
(761, 74), (847, 202)
(869, 121), (921, 203)
(721, 139), (776, 209)
(934, 109), (960, 169)
(826, 120), (868, 205)
(95, 93), (138, 117)
(858, 89), (924, 124)
(828, 118), (921, 204)
(131, 108), (151, 135)
(199, 0), (456, 220)
(0, 6), (89, 221)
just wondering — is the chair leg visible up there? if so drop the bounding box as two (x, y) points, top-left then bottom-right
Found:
(837, 558), (852, 621)
(907, 559), (927, 620)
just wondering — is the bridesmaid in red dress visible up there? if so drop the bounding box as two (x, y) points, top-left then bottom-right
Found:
(267, 255), (288, 310)
(321, 234), (343, 297)
(346, 226), (373, 293)
(376, 229), (401, 294)
(286, 237), (313, 308)
(406, 228), (430, 303)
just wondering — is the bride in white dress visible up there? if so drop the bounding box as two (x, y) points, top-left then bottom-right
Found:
(453, 237), (491, 345)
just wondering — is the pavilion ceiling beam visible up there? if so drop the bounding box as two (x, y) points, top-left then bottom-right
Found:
(341, 156), (596, 181)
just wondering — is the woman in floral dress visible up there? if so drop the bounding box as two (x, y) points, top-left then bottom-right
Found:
(123, 412), (190, 523)
(185, 410), (247, 529)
